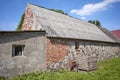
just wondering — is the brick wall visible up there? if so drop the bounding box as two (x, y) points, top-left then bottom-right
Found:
(21, 7), (43, 30)
(22, 8), (33, 30)
(46, 38), (69, 70)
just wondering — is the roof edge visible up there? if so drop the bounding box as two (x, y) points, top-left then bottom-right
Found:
(96, 26), (120, 43)
(47, 36), (119, 44)
(0, 30), (46, 33)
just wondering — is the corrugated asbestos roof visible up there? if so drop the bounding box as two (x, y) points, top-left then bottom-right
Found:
(27, 3), (116, 43)
(98, 27), (120, 43)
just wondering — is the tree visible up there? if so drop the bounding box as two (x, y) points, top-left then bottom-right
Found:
(49, 9), (68, 15)
(96, 20), (101, 27)
(88, 20), (101, 27)
(16, 13), (25, 31)
(88, 20), (92, 23)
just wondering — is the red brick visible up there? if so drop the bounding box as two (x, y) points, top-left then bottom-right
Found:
(46, 38), (68, 63)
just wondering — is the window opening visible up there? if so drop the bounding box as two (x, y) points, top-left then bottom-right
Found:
(75, 42), (79, 49)
(12, 45), (24, 57)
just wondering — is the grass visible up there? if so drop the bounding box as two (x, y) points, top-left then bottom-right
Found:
(0, 57), (120, 80)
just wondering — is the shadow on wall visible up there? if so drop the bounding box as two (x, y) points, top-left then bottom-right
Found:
(0, 32), (45, 44)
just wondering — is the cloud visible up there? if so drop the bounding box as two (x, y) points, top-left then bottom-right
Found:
(70, 0), (120, 16)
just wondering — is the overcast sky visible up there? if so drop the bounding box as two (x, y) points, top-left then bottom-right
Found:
(0, 0), (120, 31)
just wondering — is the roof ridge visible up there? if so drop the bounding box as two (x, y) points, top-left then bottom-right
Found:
(27, 3), (47, 10)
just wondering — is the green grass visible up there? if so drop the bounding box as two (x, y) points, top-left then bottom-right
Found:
(1, 57), (120, 80)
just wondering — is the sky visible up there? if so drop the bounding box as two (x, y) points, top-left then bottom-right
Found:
(0, 0), (120, 31)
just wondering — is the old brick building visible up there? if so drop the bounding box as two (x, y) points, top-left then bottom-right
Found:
(0, 3), (120, 76)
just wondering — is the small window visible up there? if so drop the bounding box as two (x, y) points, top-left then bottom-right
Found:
(12, 45), (25, 57)
(75, 42), (79, 49)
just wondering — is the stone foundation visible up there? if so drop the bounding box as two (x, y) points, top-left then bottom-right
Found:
(46, 38), (120, 71)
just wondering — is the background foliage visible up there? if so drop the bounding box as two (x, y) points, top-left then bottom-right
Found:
(16, 13), (25, 31)
(88, 20), (101, 27)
